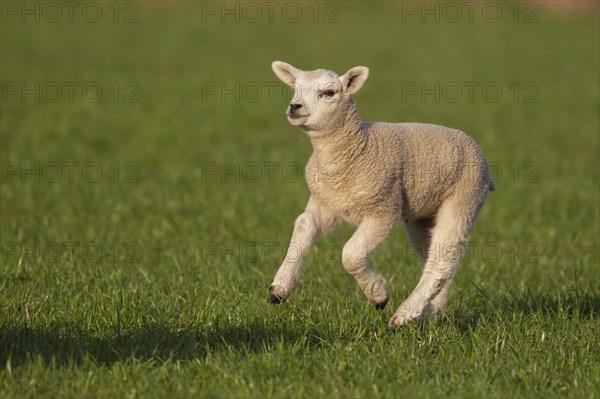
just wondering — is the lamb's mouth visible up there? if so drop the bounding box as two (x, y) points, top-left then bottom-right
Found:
(288, 113), (308, 119)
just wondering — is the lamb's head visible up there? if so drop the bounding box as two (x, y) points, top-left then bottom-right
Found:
(271, 61), (369, 133)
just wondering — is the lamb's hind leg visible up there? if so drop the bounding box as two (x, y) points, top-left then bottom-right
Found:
(342, 217), (395, 309)
(404, 217), (433, 262)
(405, 217), (451, 318)
(390, 200), (476, 326)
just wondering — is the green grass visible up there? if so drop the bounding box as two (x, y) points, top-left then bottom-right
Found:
(1, 2), (599, 397)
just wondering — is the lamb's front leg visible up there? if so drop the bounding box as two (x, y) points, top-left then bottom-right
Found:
(269, 199), (337, 303)
(342, 218), (395, 309)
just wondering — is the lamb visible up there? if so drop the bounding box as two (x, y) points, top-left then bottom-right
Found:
(268, 61), (495, 327)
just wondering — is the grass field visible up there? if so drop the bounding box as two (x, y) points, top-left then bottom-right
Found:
(1, 1), (599, 397)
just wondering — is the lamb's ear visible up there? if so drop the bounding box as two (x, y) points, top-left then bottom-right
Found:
(272, 61), (302, 87)
(340, 66), (369, 95)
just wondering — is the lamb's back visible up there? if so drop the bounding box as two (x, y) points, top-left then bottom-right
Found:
(364, 122), (489, 219)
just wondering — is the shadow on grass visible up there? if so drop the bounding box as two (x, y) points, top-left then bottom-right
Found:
(2, 289), (598, 369)
(0, 320), (326, 369)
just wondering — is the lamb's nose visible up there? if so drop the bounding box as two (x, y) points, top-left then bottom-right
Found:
(289, 103), (302, 112)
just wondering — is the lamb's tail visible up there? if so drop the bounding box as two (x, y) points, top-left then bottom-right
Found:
(488, 178), (496, 192)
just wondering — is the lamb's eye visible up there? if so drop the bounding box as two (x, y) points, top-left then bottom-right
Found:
(321, 90), (336, 98)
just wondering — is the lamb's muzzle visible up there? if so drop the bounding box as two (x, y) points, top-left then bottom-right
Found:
(268, 60), (495, 327)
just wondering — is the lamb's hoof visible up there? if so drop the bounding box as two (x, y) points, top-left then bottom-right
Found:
(423, 303), (443, 319)
(363, 273), (389, 308)
(375, 298), (388, 310)
(268, 285), (286, 305)
(388, 311), (413, 327)
(388, 305), (424, 327)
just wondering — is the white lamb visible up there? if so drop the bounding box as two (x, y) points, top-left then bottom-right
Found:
(268, 61), (495, 326)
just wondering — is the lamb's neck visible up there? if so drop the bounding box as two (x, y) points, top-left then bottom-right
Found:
(308, 105), (366, 166)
